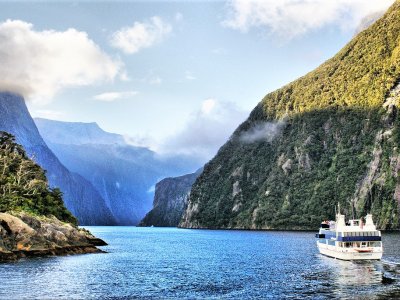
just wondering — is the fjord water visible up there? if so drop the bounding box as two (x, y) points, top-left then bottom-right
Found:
(1, 228), (399, 299)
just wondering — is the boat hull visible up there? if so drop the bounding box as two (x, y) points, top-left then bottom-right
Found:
(317, 242), (382, 260)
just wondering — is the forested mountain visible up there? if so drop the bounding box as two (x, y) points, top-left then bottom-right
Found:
(0, 92), (115, 225)
(0, 131), (75, 224)
(180, 1), (400, 230)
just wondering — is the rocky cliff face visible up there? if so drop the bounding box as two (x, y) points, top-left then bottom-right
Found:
(0, 92), (116, 225)
(35, 118), (201, 225)
(180, 2), (400, 230)
(0, 212), (106, 262)
(139, 169), (202, 227)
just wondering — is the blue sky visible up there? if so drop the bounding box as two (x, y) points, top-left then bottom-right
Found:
(0, 0), (395, 162)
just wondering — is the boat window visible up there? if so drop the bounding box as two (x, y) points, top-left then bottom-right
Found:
(370, 241), (381, 247)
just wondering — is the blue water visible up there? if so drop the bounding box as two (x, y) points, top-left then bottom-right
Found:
(1, 227), (399, 299)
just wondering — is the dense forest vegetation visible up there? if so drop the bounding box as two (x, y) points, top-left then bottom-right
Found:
(0, 131), (76, 224)
(180, 1), (400, 230)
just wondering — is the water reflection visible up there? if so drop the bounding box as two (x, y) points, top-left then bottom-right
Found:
(318, 256), (382, 286)
(310, 254), (400, 299)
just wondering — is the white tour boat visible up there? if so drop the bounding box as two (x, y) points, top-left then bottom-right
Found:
(316, 205), (383, 260)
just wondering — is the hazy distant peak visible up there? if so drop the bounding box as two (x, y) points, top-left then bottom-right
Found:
(35, 118), (101, 130)
(34, 118), (126, 146)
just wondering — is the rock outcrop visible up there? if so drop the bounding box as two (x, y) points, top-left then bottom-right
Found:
(0, 212), (106, 262)
(139, 169), (202, 227)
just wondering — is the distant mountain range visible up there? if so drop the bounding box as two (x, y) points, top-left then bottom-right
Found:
(35, 118), (201, 225)
(0, 92), (115, 225)
(0, 91), (200, 225)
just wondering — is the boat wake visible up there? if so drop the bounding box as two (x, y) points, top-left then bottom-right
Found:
(380, 260), (400, 283)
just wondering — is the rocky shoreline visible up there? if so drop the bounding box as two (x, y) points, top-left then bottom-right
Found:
(0, 212), (107, 262)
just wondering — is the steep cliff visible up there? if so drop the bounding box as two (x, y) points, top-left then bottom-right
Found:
(180, 1), (400, 230)
(0, 92), (115, 225)
(139, 169), (202, 227)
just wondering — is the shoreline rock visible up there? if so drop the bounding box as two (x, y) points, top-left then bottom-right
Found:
(0, 212), (107, 262)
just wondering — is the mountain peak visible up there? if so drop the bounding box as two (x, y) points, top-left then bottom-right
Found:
(256, 0), (400, 122)
(34, 118), (125, 146)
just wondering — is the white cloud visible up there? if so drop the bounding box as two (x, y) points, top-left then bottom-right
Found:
(149, 76), (162, 85)
(160, 99), (249, 162)
(211, 48), (227, 55)
(175, 12), (183, 22)
(0, 19), (122, 103)
(201, 98), (216, 114)
(223, 0), (395, 40)
(119, 71), (131, 82)
(32, 109), (65, 120)
(185, 71), (196, 80)
(110, 16), (172, 54)
(239, 121), (286, 143)
(140, 70), (163, 85)
(123, 133), (158, 151)
(93, 91), (138, 102)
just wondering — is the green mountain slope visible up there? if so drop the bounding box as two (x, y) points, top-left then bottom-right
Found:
(180, 1), (400, 230)
(0, 131), (76, 224)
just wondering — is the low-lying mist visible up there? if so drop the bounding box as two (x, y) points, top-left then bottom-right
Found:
(239, 120), (286, 143)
